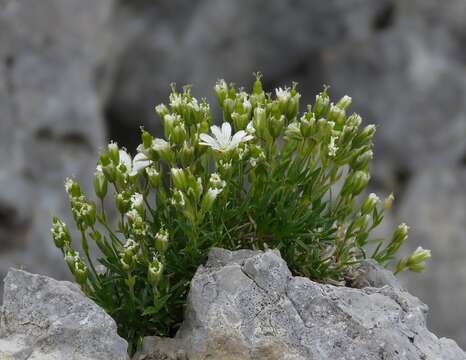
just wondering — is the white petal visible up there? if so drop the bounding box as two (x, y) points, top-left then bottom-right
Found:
(221, 122), (232, 141)
(210, 125), (223, 141)
(231, 131), (253, 148)
(199, 134), (219, 149)
(119, 150), (132, 170)
(133, 152), (152, 173)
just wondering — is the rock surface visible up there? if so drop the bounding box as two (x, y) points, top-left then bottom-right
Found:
(136, 248), (466, 360)
(0, 268), (128, 359)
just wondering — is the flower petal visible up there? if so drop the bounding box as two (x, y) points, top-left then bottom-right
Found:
(119, 150), (132, 170)
(199, 134), (219, 149)
(133, 152), (152, 173)
(210, 125), (223, 141)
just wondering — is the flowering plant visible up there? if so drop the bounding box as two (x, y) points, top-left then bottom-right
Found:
(51, 75), (430, 353)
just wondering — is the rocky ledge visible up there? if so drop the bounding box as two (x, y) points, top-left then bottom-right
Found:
(1, 249), (465, 360)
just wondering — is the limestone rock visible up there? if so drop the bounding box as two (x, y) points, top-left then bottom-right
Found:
(0, 268), (128, 360)
(137, 248), (466, 360)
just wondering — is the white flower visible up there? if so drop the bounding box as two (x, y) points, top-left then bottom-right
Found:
(169, 93), (183, 108)
(275, 87), (291, 102)
(249, 157), (258, 167)
(119, 150), (152, 176)
(199, 122), (253, 152)
(64, 178), (74, 193)
(209, 173), (226, 189)
(328, 136), (339, 157)
(130, 193), (144, 210)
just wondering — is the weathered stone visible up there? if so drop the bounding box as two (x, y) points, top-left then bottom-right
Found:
(0, 268), (128, 359)
(0, 0), (114, 284)
(137, 248), (465, 360)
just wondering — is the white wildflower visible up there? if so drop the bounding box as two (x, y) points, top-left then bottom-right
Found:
(209, 173), (226, 189)
(130, 193), (144, 211)
(275, 87), (291, 102)
(119, 149), (152, 176)
(199, 122), (253, 152)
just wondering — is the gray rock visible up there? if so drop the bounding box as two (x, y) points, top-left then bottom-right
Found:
(137, 248), (465, 360)
(0, 0), (114, 284)
(0, 268), (128, 359)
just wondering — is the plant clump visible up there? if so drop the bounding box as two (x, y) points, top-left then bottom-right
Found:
(51, 74), (430, 353)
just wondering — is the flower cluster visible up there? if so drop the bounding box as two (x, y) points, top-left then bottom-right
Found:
(52, 74), (429, 354)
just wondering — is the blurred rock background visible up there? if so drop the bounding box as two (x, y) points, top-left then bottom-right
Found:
(0, 0), (465, 348)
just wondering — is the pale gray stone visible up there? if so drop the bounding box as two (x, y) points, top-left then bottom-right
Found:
(137, 248), (465, 360)
(0, 268), (128, 360)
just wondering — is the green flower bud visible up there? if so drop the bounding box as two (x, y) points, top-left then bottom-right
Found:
(179, 142), (195, 166)
(336, 95), (352, 110)
(351, 150), (373, 170)
(252, 72), (263, 95)
(171, 124), (187, 145)
(146, 166), (162, 188)
(152, 138), (174, 164)
(116, 192), (131, 214)
(269, 115), (285, 139)
(346, 113), (362, 128)
(285, 122), (302, 141)
(327, 104), (346, 129)
(94, 170), (108, 199)
(108, 142), (120, 164)
(64, 249), (77, 270)
(155, 227), (169, 253)
(81, 202), (97, 227)
(253, 106), (267, 137)
(353, 124), (376, 148)
(393, 223), (409, 245)
(51, 217), (71, 249)
(148, 258), (164, 286)
(155, 103), (169, 119)
(74, 258), (88, 285)
(64, 178), (82, 198)
(141, 128), (153, 149)
(341, 170), (370, 197)
(353, 214), (370, 229)
(409, 246), (431, 264)
(171, 168), (187, 190)
(300, 113), (315, 138)
(361, 193), (380, 214)
(214, 79), (228, 106)
(201, 187), (222, 214)
(312, 88), (330, 118)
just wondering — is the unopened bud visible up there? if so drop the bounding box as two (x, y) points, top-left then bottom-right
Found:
(155, 227), (169, 253)
(383, 193), (395, 210)
(336, 95), (352, 110)
(51, 217), (71, 249)
(94, 170), (108, 199)
(312, 88), (330, 118)
(361, 193), (380, 214)
(108, 142), (120, 164)
(148, 258), (164, 286)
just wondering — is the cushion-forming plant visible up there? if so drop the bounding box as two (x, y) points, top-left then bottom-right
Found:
(51, 74), (431, 353)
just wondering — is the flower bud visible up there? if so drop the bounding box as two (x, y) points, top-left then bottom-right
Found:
(171, 168), (187, 190)
(73, 258), (88, 285)
(155, 103), (169, 119)
(327, 104), (346, 129)
(179, 142), (195, 166)
(285, 122), (302, 141)
(383, 193), (395, 210)
(130, 193), (145, 213)
(64, 178), (82, 198)
(108, 142), (120, 164)
(253, 106), (267, 137)
(94, 170), (108, 199)
(351, 150), (373, 170)
(64, 249), (77, 270)
(353, 124), (376, 148)
(300, 113), (315, 138)
(393, 223), (409, 245)
(51, 217), (71, 249)
(141, 128), (153, 149)
(269, 115), (285, 138)
(171, 124), (187, 145)
(116, 192), (131, 214)
(252, 72), (263, 95)
(152, 138), (174, 164)
(146, 166), (162, 188)
(148, 258), (164, 286)
(214, 79), (228, 106)
(353, 214), (370, 229)
(201, 187), (222, 214)
(361, 193), (380, 214)
(155, 227), (169, 253)
(81, 202), (97, 227)
(336, 95), (352, 110)
(341, 170), (370, 197)
(312, 88), (330, 118)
